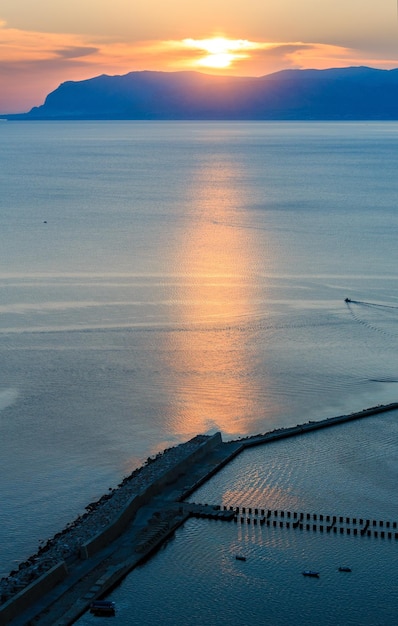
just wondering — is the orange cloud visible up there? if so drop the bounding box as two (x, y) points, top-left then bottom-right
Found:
(0, 25), (90, 62)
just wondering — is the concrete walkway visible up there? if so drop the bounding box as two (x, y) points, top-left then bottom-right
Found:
(11, 441), (241, 626)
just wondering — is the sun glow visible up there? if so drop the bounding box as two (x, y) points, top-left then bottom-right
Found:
(183, 37), (258, 69)
(198, 52), (236, 69)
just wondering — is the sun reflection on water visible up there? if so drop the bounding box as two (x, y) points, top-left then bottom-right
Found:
(164, 154), (269, 438)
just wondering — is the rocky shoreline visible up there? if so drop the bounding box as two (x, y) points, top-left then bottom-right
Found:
(0, 434), (209, 605)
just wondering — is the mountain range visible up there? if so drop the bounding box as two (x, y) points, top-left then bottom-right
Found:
(4, 66), (398, 120)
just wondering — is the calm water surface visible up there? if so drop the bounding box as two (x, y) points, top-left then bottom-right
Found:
(1, 122), (398, 600)
(78, 412), (398, 625)
(78, 518), (398, 626)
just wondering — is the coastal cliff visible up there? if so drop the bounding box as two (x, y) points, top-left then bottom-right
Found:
(4, 66), (398, 120)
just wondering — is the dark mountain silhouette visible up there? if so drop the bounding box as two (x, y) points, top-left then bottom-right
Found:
(5, 66), (398, 120)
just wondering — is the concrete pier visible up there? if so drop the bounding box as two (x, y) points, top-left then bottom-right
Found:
(2, 401), (398, 625)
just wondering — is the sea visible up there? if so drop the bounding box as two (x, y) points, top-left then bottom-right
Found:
(1, 121), (398, 624)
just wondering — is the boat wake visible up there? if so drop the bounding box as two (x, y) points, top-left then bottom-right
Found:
(344, 299), (398, 339)
(345, 299), (398, 310)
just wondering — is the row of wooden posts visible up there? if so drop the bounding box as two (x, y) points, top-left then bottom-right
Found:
(191, 503), (398, 539)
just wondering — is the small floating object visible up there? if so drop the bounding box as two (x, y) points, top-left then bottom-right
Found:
(302, 570), (319, 578)
(89, 600), (116, 616)
(235, 555), (247, 561)
(344, 298), (351, 303)
(338, 566), (352, 572)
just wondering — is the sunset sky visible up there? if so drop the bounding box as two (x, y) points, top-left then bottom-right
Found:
(1, 0), (398, 113)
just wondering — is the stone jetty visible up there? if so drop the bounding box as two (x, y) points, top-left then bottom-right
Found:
(1, 401), (398, 625)
(1, 436), (210, 596)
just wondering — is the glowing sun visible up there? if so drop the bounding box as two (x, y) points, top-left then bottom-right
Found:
(183, 37), (258, 69)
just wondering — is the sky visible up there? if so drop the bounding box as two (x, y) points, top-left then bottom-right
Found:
(1, 0), (398, 113)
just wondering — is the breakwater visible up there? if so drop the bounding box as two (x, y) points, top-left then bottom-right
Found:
(0, 433), (222, 625)
(235, 402), (398, 448)
(179, 402), (398, 501)
(1, 401), (398, 625)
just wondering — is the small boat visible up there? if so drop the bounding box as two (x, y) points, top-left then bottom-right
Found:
(302, 570), (319, 578)
(338, 566), (352, 572)
(235, 555), (247, 561)
(344, 298), (351, 303)
(89, 600), (116, 616)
